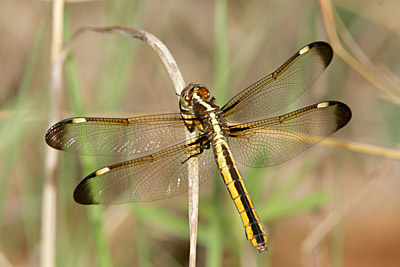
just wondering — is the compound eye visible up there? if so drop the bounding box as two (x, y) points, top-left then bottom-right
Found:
(180, 84), (195, 106)
(197, 87), (210, 101)
(180, 94), (189, 107)
(180, 92), (192, 106)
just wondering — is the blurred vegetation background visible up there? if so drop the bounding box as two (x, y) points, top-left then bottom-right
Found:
(1, 0), (400, 266)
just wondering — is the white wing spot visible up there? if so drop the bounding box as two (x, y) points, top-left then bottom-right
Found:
(72, 118), (87, 123)
(299, 46), (310, 55)
(95, 167), (110, 176)
(317, 102), (330, 108)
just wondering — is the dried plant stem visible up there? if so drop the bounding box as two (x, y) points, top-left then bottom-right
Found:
(321, 138), (400, 159)
(318, 0), (400, 105)
(41, 0), (64, 267)
(58, 26), (198, 266)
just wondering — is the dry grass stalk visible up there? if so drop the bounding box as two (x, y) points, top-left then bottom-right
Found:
(41, 0), (64, 267)
(318, 0), (400, 105)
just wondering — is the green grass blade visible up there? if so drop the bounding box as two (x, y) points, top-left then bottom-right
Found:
(97, 0), (149, 111)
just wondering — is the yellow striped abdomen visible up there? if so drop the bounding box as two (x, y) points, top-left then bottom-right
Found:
(213, 136), (268, 252)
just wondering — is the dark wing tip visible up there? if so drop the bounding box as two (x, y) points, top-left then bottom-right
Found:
(73, 171), (98, 205)
(319, 101), (352, 129)
(45, 118), (76, 148)
(333, 101), (352, 129)
(306, 41), (333, 68)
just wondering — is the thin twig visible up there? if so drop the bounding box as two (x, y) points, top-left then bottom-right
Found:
(57, 26), (198, 266)
(321, 137), (400, 159)
(318, 0), (400, 105)
(41, 0), (64, 267)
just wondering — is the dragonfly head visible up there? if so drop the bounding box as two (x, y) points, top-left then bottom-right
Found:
(180, 83), (211, 110)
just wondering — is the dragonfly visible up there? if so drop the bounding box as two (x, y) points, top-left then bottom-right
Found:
(45, 41), (351, 252)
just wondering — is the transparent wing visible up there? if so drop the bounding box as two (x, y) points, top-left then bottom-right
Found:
(222, 42), (333, 122)
(228, 101), (351, 167)
(45, 113), (187, 156)
(73, 137), (216, 204)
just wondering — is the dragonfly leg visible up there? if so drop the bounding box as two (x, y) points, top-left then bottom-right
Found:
(181, 141), (211, 164)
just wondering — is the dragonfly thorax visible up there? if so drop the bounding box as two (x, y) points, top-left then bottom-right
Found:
(179, 83), (229, 136)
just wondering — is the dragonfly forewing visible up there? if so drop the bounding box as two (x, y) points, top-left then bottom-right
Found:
(222, 42), (333, 122)
(45, 113), (187, 156)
